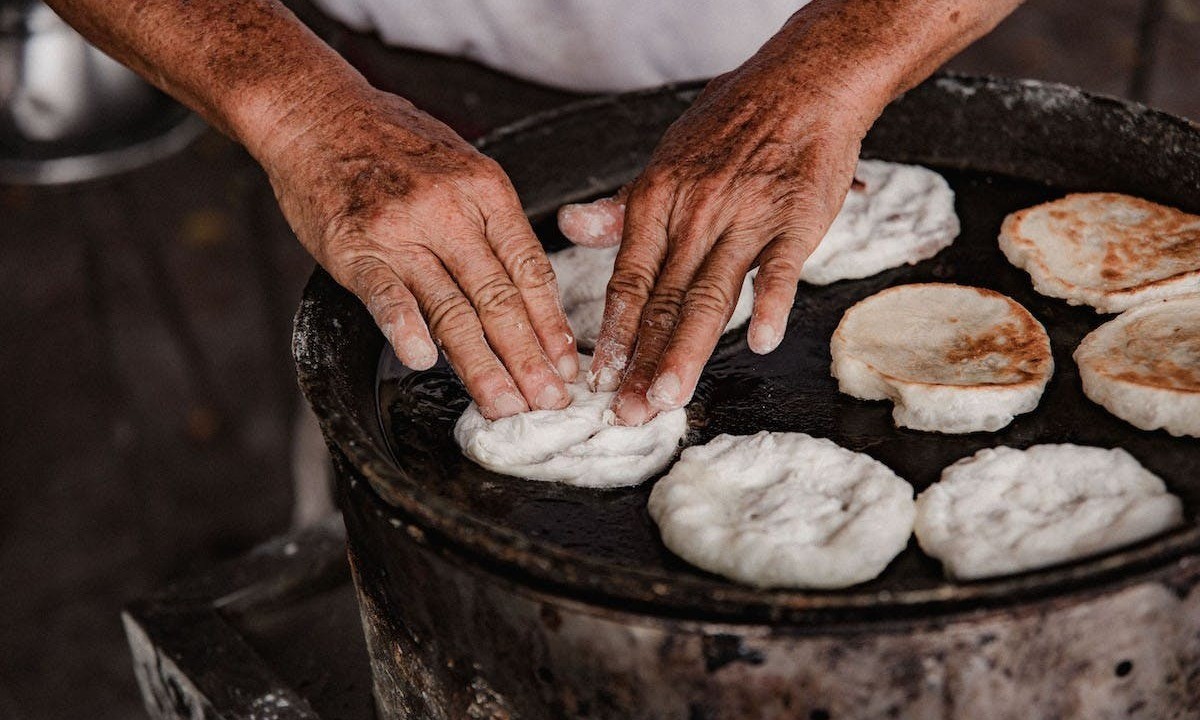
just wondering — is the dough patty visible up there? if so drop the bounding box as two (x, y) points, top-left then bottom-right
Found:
(915, 444), (1183, 580)
(648, 431), (915, 589)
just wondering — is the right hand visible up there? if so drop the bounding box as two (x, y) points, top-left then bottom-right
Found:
(257, 86), (578, 419)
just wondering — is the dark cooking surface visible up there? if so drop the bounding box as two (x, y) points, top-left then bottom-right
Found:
(378, 166), (1200, 606)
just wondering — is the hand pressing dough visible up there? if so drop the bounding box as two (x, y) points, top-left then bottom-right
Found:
(548, 245), (753, 350)
(915, 445), (1183, 580)
(647, 431), (915, 589)
(453, 355), (687, 488)
(551, 160), (959, 348)
(831, 283), (1053, 433)
(1074, 293), (1200, 437)
(999, 193), (1200, 313)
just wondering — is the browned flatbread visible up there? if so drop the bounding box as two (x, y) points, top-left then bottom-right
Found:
(1074, 293), (1200, 437)
(999, 193), (1200, 313)
(830, 283), (1053, 433)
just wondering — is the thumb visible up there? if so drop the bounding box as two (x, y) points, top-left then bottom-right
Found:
(556, 184), (631, 248)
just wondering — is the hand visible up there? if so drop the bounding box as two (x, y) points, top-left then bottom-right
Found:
(259, 87), (578, 419)
(589, 67), (872, 425)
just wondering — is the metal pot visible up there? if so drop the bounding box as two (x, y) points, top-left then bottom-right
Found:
(296, 75), (1200, 719)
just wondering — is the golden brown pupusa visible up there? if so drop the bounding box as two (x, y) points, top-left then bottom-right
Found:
(1000, 193), (1200, 313)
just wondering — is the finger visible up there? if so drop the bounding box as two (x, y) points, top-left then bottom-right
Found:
(646, 239), (757, 411)
(556, 185), (631, 248)
(334, 252), (439, 370)
(589, 181), (671, 393)
(485, 203), (579, 383)
(611, 215), (725, 426)
(748, 232), (813, 354)
(402, 252), (529, 419)
(438, 232), (569, 412)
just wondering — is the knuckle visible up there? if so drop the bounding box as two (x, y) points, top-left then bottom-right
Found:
(340, 251), (397, 295)
(338, 248), (386, 276)
(640, 292), (685, 329)
(777, 225), (822, 256)
(468, 157), (511, 194)
(468, 363), (510, 391)
(485, 209), (535, 250)
(473, 273), (522, 314)
(513, 353), (550, 379)
(456, 360), (513, 400)
(508, 250), (557, 291)
(755, 257), (802, 289)
(607, 271), (655, 304)
(424, 290), (475, 337)
(687, 175), (731, 203)
(721, 218), (772, 247)
(319, 213), (371, 262)
(630, 170), (674, 208)
(685, 280), (736, 319)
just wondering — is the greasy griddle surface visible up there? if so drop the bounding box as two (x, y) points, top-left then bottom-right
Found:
(378, 167), (1200, 611)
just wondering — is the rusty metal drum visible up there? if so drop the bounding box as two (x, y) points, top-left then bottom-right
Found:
(296, 75), (1200, 719)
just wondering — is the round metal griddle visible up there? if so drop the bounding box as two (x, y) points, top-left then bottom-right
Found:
(301, 75), (1200, 626)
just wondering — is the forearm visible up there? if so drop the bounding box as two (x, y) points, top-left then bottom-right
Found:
(44, 0), (369, 160)
(753, 0), (1022, 129)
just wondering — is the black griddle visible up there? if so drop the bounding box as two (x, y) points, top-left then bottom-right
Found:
(341, 76), (1200, 624)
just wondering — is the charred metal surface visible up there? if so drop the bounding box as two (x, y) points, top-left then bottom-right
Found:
(372, 164), (1200, 618)
(294, 75), (1200, 718)
(702, 635), (766, 673)
(341, 445), (1200, 719)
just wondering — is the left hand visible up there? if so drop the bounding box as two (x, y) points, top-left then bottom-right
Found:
(561, 0), (1020, 426)
(588, 66), (876, 425)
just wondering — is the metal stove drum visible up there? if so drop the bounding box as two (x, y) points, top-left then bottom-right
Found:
(295, 75), (1200, 720)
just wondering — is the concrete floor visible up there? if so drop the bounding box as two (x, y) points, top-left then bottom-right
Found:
(1, 1), (1197, 718)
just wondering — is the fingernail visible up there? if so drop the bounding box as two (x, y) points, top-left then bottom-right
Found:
(402, 337), (438, 370)
(647, 373), (682, 409)
(534, 383), (564, 410)
(556, 354), (578, 383)
(749, 323), (783, 355)
(613, 394), (654, 427)
(593, 365), (622, 392)
(492, 392), (526, 418)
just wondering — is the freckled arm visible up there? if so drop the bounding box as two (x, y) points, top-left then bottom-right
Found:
(43, 0), (583, 419)
(594, 0), (1027, 425)
(757, 0), (1027, 127)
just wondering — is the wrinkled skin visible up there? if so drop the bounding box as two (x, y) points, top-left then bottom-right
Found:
(261, 88), (578, 419)
(588, 72), (868, 424)
(46, 0), (1021, 423)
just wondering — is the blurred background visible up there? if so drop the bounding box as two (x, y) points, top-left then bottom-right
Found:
(1, 0), (1197, 718)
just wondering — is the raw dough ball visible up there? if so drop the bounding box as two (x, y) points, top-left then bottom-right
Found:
(831, 283), (1053, 433)
(915, 444), (1184, 580)
(454, 355), (687, 488)
(648, 431), (915, 589)
(999, 192), (1200, 313)
(1074, 292), (1200, 437)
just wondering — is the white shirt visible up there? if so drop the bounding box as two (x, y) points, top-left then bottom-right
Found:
(312, 0), (804, 92)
